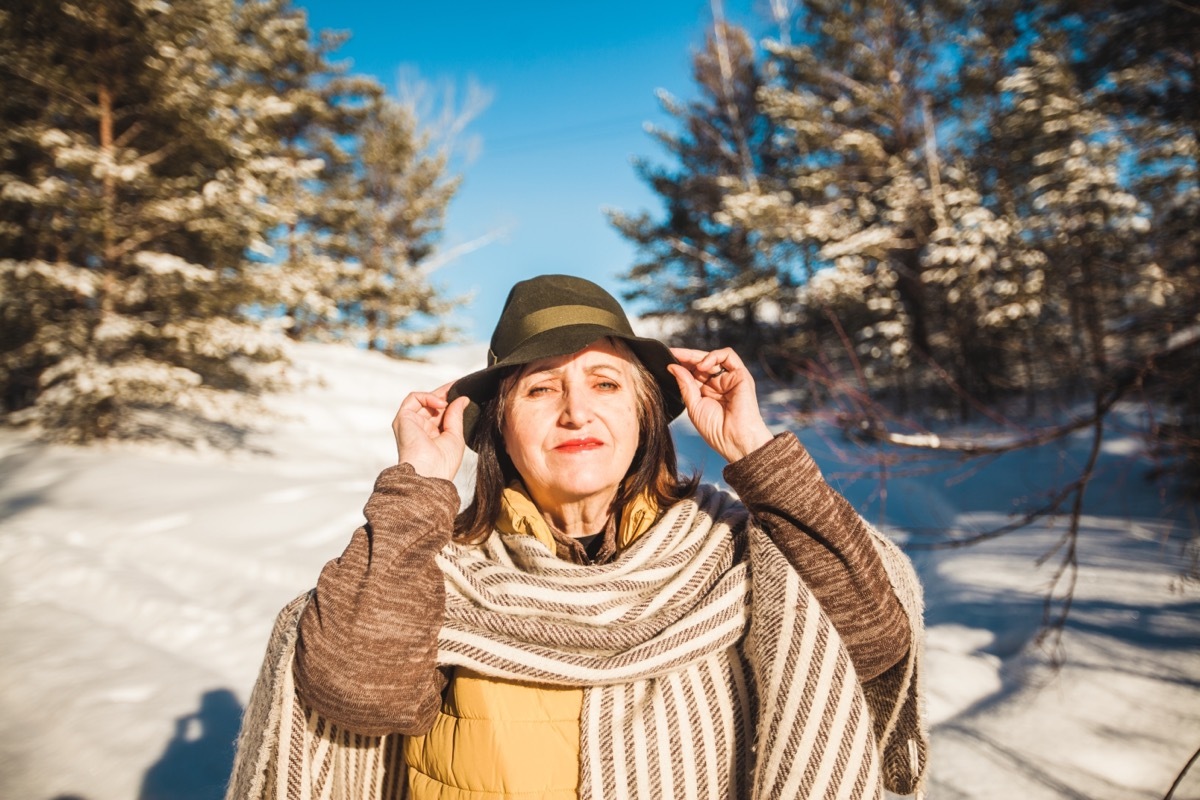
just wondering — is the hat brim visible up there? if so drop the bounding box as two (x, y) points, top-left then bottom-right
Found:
(448, 325), (685, 443)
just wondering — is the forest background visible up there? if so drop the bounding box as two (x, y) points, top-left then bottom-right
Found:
(1, 0), (1198, 796)
(3, 0), (1198, 481)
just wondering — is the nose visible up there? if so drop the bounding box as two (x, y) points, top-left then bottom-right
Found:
(558, 387), (593, 427)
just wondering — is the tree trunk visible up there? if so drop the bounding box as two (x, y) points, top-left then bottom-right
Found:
(98, 79), (116, 318)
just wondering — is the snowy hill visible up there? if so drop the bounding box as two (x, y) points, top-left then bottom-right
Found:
(0, 341), (1196, 800)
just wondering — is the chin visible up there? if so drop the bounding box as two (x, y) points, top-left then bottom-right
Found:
(544, 476), (622, 503)
(554, 482), (617, 500)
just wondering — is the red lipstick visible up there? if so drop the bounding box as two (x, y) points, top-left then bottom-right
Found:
(555, 438), (604, 453)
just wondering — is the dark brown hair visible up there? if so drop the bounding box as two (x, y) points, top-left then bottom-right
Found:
(453, 339), (698, 543)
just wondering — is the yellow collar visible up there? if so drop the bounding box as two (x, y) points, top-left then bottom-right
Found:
(496, 483), (659, 553)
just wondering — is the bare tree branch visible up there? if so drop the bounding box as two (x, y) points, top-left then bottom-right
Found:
(1035, 399), (1105, 663)
(846, 328), (1200, 456)
(418, 226), (509, 274)
(1164, 742), (1200, 800)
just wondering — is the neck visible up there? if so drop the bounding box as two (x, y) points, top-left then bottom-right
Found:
(529, 488), (617, 538)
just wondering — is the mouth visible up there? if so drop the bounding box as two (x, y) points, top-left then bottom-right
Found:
(554, 438), (605, 453)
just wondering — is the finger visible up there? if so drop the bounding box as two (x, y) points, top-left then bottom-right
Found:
(414, 394), (454, 419)
(393, 394), (421, 431)
(716, 348), (748, 371)
(673, 346), (746, 378)
(669, 347), (709, 366)
(398, 390), (446, 415)
(694, 347), (742, 374)
(441, 395), (469, 438)
(668, 363), (703, 409)
(671, 348), (728, 382)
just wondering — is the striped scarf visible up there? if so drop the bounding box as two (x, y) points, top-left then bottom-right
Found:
(226, 485), (927, 800)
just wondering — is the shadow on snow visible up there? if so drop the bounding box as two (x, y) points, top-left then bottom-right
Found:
(137, 688), (243, 800)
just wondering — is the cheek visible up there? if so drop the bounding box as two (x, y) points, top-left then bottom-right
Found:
(502, 430), (529, 468)
(502, 408), (547, 468)
(499, 415), (524, 467)
(610, 399), (643, 452)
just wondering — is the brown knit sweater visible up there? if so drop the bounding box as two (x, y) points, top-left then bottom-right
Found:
(294, 432), (910, 736)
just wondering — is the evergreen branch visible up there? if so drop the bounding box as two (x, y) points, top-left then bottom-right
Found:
(107, 220), (186, 263)
(134, 142), (179, 170)
(708, 2), (758, 190)
(112, 122), (145, 150)
(3, 61), (95, 112)
(1160, 0), (1200, 18)
(663, 234), (728, 272)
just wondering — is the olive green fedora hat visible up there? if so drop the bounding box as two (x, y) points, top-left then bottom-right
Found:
(448, 274), (685, 440)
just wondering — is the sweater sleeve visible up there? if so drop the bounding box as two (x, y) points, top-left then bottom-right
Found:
(293, 463), (457, 736)
(723, 433), (910, 681)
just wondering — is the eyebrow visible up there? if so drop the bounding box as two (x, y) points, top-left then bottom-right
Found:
(521, 361), (626, 380)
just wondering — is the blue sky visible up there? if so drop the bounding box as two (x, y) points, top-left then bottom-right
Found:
(294, 0), (769, 342)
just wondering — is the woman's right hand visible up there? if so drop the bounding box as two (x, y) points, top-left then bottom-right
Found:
(392, 382), (469, 481)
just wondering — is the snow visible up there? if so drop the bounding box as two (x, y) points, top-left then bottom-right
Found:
(2, 341), (1198, 800)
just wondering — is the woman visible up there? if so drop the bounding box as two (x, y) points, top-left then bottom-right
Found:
(226, 275), (927, 800)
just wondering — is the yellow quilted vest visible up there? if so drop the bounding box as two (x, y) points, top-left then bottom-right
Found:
(401, 487), (656, 800)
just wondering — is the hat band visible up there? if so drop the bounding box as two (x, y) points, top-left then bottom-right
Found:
(490, 304), (628, 365)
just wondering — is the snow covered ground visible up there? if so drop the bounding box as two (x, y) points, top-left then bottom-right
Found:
(1, 341), (1197, 800)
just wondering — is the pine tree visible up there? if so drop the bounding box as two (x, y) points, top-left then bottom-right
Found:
(0, 0), (301, 442)
(312, 95), (464, 355)
(0, 0), (467, 443)
(608, 22), (792, 357)
(227, 0), (384, 343)
(617, 1), (1110, 409)
(1041, 0), (1200, 490)
(716, 0), (968, 401)
(609, 0), (1200, 630)
(987, 37), (1169, 403)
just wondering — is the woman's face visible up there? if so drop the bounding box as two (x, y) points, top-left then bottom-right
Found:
(501, 339), (641, 512)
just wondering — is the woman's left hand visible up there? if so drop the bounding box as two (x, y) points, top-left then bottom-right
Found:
(668, 347), (774, 463)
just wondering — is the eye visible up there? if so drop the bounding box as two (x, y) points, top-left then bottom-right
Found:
(595, 378), (621, 391)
